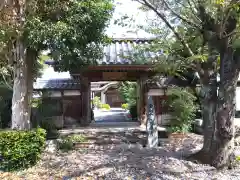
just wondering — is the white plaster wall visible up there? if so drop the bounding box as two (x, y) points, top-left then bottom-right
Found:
(64, 90), (80, 96)
(39, 90), (81, 97)
(148, 89), (165, 96)
(48, 91), (61, 97)
(236, 87), (240, 111)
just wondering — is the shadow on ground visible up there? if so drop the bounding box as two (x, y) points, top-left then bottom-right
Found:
(36, 132), (204, 179)
(61, 130), (169, 146)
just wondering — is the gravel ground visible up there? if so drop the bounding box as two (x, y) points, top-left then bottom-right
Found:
(1, 133), (240, 180)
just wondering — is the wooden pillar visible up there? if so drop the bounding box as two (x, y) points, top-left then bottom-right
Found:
(80, 76), (91, 126)
(137, 80), (141, 121)
(60, 91), (64, 124)
(139, 76), (148, 126)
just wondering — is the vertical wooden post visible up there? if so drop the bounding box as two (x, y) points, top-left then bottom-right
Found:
(139, 76), (147, 126)
(80, 76), (91, 126)
(136, 80), (141, 122)
(60, 91), (64, 125)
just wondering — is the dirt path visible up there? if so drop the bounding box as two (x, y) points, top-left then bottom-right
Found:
(1, 129), (240, 180)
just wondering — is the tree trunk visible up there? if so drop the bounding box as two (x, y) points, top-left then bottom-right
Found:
(189, 46), (218, 164)
(201, 84), (217, 152)
(26, 48), (36, 128)
(11, 40), (30, 130)
(210, 49), (239, 168)
(190, 83), (217, 164)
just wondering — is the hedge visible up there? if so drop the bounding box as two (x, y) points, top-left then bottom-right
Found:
(0, 128), (46, 171)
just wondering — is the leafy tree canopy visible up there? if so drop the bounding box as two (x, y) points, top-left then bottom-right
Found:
(27, 0), (114, 71)
(0, 0), (114, 72)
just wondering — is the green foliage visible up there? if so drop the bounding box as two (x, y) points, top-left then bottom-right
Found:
(57, 138), (74, 152)
(68, 134), (87, 143)
(121, 103), (129, 110)
(58, 134), (87, 152)
(100, 103), (111, 110)
(118, 82), (137, 107)
(166, 87), (198, 133)
(38, 119), (59, 139)
(25, 0), (114, 71)
(92, 96), (102, 108)
(0, 128), (46, 171)
(31, 97), (61, 139)
(118, 82), (137, 118)
(91, 96), (110, 110)
(236, 156), (240, 161)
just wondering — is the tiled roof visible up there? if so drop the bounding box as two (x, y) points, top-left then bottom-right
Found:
(100, 38), (159, 65)
(34, 79), (81, 90)
(45, 38), (162, 65)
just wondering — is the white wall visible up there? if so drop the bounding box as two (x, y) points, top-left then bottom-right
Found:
(34, 90), (81, 98)
(236, 87), (240, 111)
(64, 90), (80, 96)
(148, 89), (165, 96)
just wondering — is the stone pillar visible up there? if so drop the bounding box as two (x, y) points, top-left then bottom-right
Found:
(80, 77), (91, 126)
(146, 96), (158, 148)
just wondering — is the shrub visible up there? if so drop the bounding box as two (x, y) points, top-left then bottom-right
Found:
(121, 103), (129, 110)
(69, 134), (87, 143)
(57, 138), (74, 152)
(100, 103), (110, 110)
(91, 96), (102, 108)
(39, 119), (59, 139)
(0, 128), (46, 171)
(166, 87), (198, 133)
(118, 82), (137, 107)
(57, 134), (87, 152)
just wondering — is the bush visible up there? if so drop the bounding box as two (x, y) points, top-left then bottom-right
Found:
(91, 96), (102, 108)
(69, 134), (87, 143)
(121, 103), (129, 110)
(57, 134), (87, 152)
(166, 87), (198, 133)
(100, 103), (110, 110)
(39, 119), (59, 139)
(0, 128), (46, 171)
(57, 138), (74, 152)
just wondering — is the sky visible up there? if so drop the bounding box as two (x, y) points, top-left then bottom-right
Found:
(38, 0), (154, 80)
(105, 0), (154, 38)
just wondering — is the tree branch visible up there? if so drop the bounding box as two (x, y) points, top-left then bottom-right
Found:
(162, 0), (201, 30)
(136, 0), (194, 57)
(135, 0), (205, 79)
